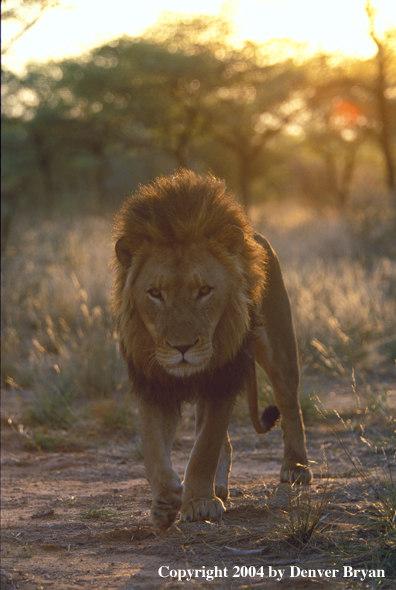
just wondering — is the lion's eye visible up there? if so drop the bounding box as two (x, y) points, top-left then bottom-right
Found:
(148, 288), (162, 299)
(198, 285), (213, 298)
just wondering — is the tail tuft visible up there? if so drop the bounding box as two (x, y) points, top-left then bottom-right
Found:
(260, 404), (280, 433)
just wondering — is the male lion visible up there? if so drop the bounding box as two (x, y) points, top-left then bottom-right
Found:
(113, 170), (312, 529)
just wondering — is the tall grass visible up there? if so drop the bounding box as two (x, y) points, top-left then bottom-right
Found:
(1, 200), (395, 426)
(255, 201), (396, 375)
(1, 216), (128, 400)
(288, 257), (396, 373)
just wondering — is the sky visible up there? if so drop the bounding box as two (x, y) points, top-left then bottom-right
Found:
(2, 0), (396, 74)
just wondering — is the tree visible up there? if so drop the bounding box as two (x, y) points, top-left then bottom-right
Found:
(201, 43), (304, 208)
(4, 10), (393, 219)
(295, 37), (396, 210)
(365, 0), (396, 195)
(2, 0), (60, 55)
(0, 13), (312, 213)
(300, 56), (368, 208)
(144, 16), (306, 208)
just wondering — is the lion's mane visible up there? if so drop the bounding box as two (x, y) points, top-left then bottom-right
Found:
(113, 170), (267, 407)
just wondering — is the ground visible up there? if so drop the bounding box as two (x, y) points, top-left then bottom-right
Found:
(1, 378), (395, 590)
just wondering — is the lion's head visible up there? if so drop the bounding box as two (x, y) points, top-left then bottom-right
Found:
(113, 170), (266, 383)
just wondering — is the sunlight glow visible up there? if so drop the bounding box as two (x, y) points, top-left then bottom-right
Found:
(236, 0), (396, 58)
(2, 0), (396, 73)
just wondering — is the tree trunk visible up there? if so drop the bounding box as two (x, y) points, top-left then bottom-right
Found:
(32, 132), (55, 210)
(337, 144), (358, 209)
(365, 1), (396, 201)
(375, 43), (395, 194)
(325, 149), (337, 205)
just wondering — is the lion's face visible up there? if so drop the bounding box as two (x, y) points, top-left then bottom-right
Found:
(114, 171), (266, 383)
(131, 242), (236, 378)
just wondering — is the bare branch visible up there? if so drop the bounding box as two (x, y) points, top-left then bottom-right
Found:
(2, 0), (60, 55)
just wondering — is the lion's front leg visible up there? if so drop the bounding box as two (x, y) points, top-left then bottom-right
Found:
(180, 396), (234, 523)
(137, 399), (183, 530)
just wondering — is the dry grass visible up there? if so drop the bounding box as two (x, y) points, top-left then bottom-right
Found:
(1, 199), (395, 588)
(254, 200), (396, 376)
(1, 216), (129, 401)
(1, 202), (395, 439)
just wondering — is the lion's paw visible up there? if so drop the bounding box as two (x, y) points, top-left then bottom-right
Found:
(280, 464), (312, 485)
(180, 497), (225, 523)
(150, 488), (183, 530)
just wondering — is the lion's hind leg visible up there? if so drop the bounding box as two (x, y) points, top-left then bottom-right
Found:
(254, 327), (312, 485)
(253, 234), (312, 485)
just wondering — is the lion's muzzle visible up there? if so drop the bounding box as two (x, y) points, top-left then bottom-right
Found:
(156, 338), (212, 377)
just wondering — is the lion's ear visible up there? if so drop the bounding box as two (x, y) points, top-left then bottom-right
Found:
(215, 225), (245, 254)
(115, 236), (135, 266)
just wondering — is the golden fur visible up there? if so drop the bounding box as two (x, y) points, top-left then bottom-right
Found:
(113, 170), (266, 383)
(113, 170), (311, 529)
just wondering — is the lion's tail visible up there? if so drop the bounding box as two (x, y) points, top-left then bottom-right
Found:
(259, 404), (281, 433)
(247, 365), (280, 434)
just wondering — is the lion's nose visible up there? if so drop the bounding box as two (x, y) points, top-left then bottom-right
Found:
(174, 344), (192, 355)
(170, 339), (199, 355)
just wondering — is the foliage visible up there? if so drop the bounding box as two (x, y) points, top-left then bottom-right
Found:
(25, 385), (78, 429)
(78, 507), (121, 521)
(1, 13), (395, 218)
(1, 216), (129, 398)
(2, 202), (395, 410)
(282, 481), (331, 547)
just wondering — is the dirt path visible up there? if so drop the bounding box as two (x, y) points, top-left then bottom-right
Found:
(1, 384), (395, 589)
